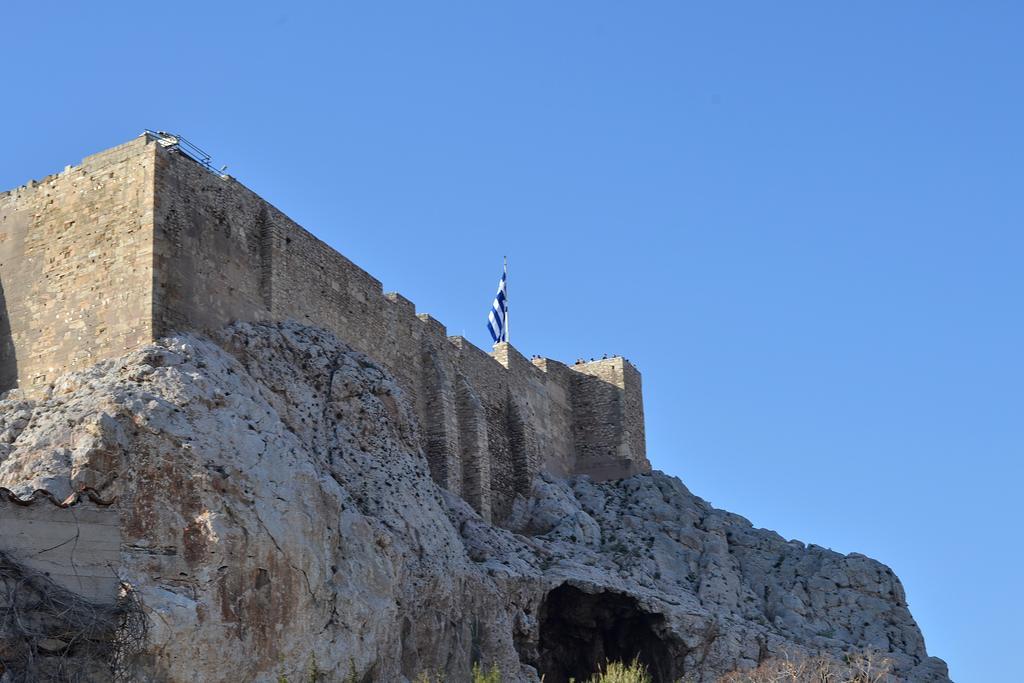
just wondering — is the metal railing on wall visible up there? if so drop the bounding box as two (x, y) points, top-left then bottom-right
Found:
(141, 130), (228, 178)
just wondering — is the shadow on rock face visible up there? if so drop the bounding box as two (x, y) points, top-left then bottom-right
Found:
(536, 584), (679, 683)
(0, 279), (16, 395)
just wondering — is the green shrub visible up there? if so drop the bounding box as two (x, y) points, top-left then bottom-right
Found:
(586, 658), (652, 683)
(343, 657), (359, 683)
(472, 662), (502, 683)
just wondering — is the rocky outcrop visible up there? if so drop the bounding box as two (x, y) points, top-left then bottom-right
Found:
(0, 322), (949, 682)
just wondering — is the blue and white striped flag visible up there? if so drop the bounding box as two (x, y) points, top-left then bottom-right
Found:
(487, 259), (508, 343)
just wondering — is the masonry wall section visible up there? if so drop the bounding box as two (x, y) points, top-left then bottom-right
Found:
(152, 143), (269, 337)
(0, 138), (156, 394)
(571, 358), (647, 481)
(0, 494), (121, 602)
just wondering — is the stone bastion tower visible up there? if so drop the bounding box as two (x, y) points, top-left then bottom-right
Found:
(0, 133), (649, 520)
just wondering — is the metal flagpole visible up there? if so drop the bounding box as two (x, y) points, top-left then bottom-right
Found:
(504, 256), (509, 344)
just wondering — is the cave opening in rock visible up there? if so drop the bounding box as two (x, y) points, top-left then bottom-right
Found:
(536, 584), (677, 683)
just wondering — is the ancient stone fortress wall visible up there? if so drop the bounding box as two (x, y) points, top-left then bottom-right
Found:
(0, 135), (650, 519)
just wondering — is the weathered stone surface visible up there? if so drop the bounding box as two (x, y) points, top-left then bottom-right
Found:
(0, 322), (949, 682)
(0, 493), (120, 602)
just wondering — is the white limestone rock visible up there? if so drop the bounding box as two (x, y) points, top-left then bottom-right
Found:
(0, 322), (949, 682)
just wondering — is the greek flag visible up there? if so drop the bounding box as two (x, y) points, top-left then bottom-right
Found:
(487, 260), (508, 343)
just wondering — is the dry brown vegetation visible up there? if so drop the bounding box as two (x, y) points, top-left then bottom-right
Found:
(717, 649), (893, 683)
(565, 649), (893, 683)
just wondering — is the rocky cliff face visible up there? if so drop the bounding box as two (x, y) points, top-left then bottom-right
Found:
(0, 322), (949, 682)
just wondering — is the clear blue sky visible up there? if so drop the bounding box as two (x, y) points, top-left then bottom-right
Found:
(3, 3), (1020, 680)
